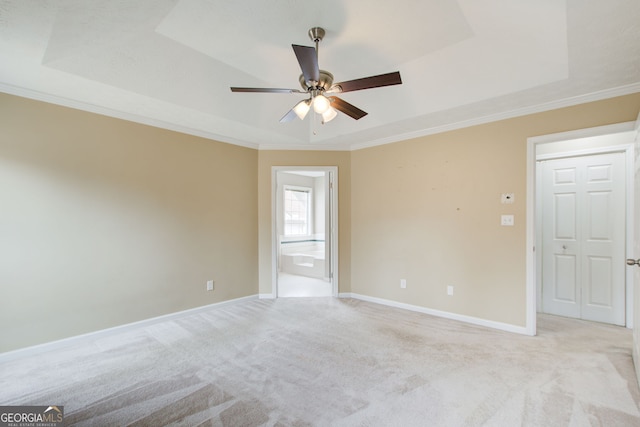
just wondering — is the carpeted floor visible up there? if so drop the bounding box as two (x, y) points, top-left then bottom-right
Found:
(1, 297), (639, 426)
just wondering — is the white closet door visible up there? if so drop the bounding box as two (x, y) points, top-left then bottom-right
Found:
(541, 152), (626, 325)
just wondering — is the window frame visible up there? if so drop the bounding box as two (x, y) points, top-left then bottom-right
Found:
(283, 185), (313, 238)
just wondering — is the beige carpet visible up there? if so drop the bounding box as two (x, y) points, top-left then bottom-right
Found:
(1, 298), (639, 426)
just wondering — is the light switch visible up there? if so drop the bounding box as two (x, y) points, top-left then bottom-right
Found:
(501, 215), (514, 226)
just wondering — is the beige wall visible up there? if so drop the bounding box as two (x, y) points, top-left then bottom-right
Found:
(351, 93), (640, 327)
(351, 125), (527, 325)
(2, 90), (639, 353)
(0, 93), (258, 352)
(257, 151), (351, 296)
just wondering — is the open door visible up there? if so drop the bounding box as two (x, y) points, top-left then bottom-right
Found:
(631, 112), (640, 386)
(529, 119), (639, 336)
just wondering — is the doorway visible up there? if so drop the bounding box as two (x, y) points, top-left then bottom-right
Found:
(272, 166), (338, 298)
(527, 122), (637, 334)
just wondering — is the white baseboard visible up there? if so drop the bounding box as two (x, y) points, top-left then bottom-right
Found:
(1, 292), (531, 363)
(345, 293), (530, 335)
(0, 295), (258, 363)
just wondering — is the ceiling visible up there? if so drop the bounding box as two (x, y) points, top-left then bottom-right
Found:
(1, 1), (639, 151)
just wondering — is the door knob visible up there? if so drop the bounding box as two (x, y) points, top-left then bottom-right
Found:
(627, 259), (640, 266)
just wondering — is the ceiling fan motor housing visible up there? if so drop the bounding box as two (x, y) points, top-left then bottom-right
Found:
(299, 70), (334, 92)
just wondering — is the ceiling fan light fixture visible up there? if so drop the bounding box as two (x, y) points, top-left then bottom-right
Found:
(312, 94), (331, 114)
(293, 99), (311, 120)
(322, 107), (337, 123)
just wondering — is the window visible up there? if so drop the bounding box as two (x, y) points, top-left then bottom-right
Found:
(284, 186), (311, 236)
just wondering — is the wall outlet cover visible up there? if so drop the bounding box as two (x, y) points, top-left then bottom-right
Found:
(501, 215), (515, 226)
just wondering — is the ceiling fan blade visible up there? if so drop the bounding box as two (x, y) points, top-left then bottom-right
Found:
(329, 96), (368, 120)
(279, 107), (299, 123)
(230, 87), (303, 94)
(292, 44), (320, 83)
(330, 71), (402, 93)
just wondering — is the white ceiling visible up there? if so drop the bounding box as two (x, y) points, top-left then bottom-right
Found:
(1, 0), (639, 150)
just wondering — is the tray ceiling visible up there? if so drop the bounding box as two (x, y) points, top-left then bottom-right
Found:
(1, 0), (639, 150)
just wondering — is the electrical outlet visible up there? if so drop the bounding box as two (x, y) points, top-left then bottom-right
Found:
(206, 280), (214, 291)
(400, 279), (407, 289)
(447, 285), (454, 296)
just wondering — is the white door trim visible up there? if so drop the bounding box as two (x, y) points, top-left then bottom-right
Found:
(271, 166), (339, 297)
(527, 122), (637, 335)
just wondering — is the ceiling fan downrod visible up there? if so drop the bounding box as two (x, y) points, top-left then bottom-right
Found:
(308, 27), (325, 59)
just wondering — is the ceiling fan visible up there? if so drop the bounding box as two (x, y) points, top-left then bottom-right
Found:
(230, 27), (402, 124)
